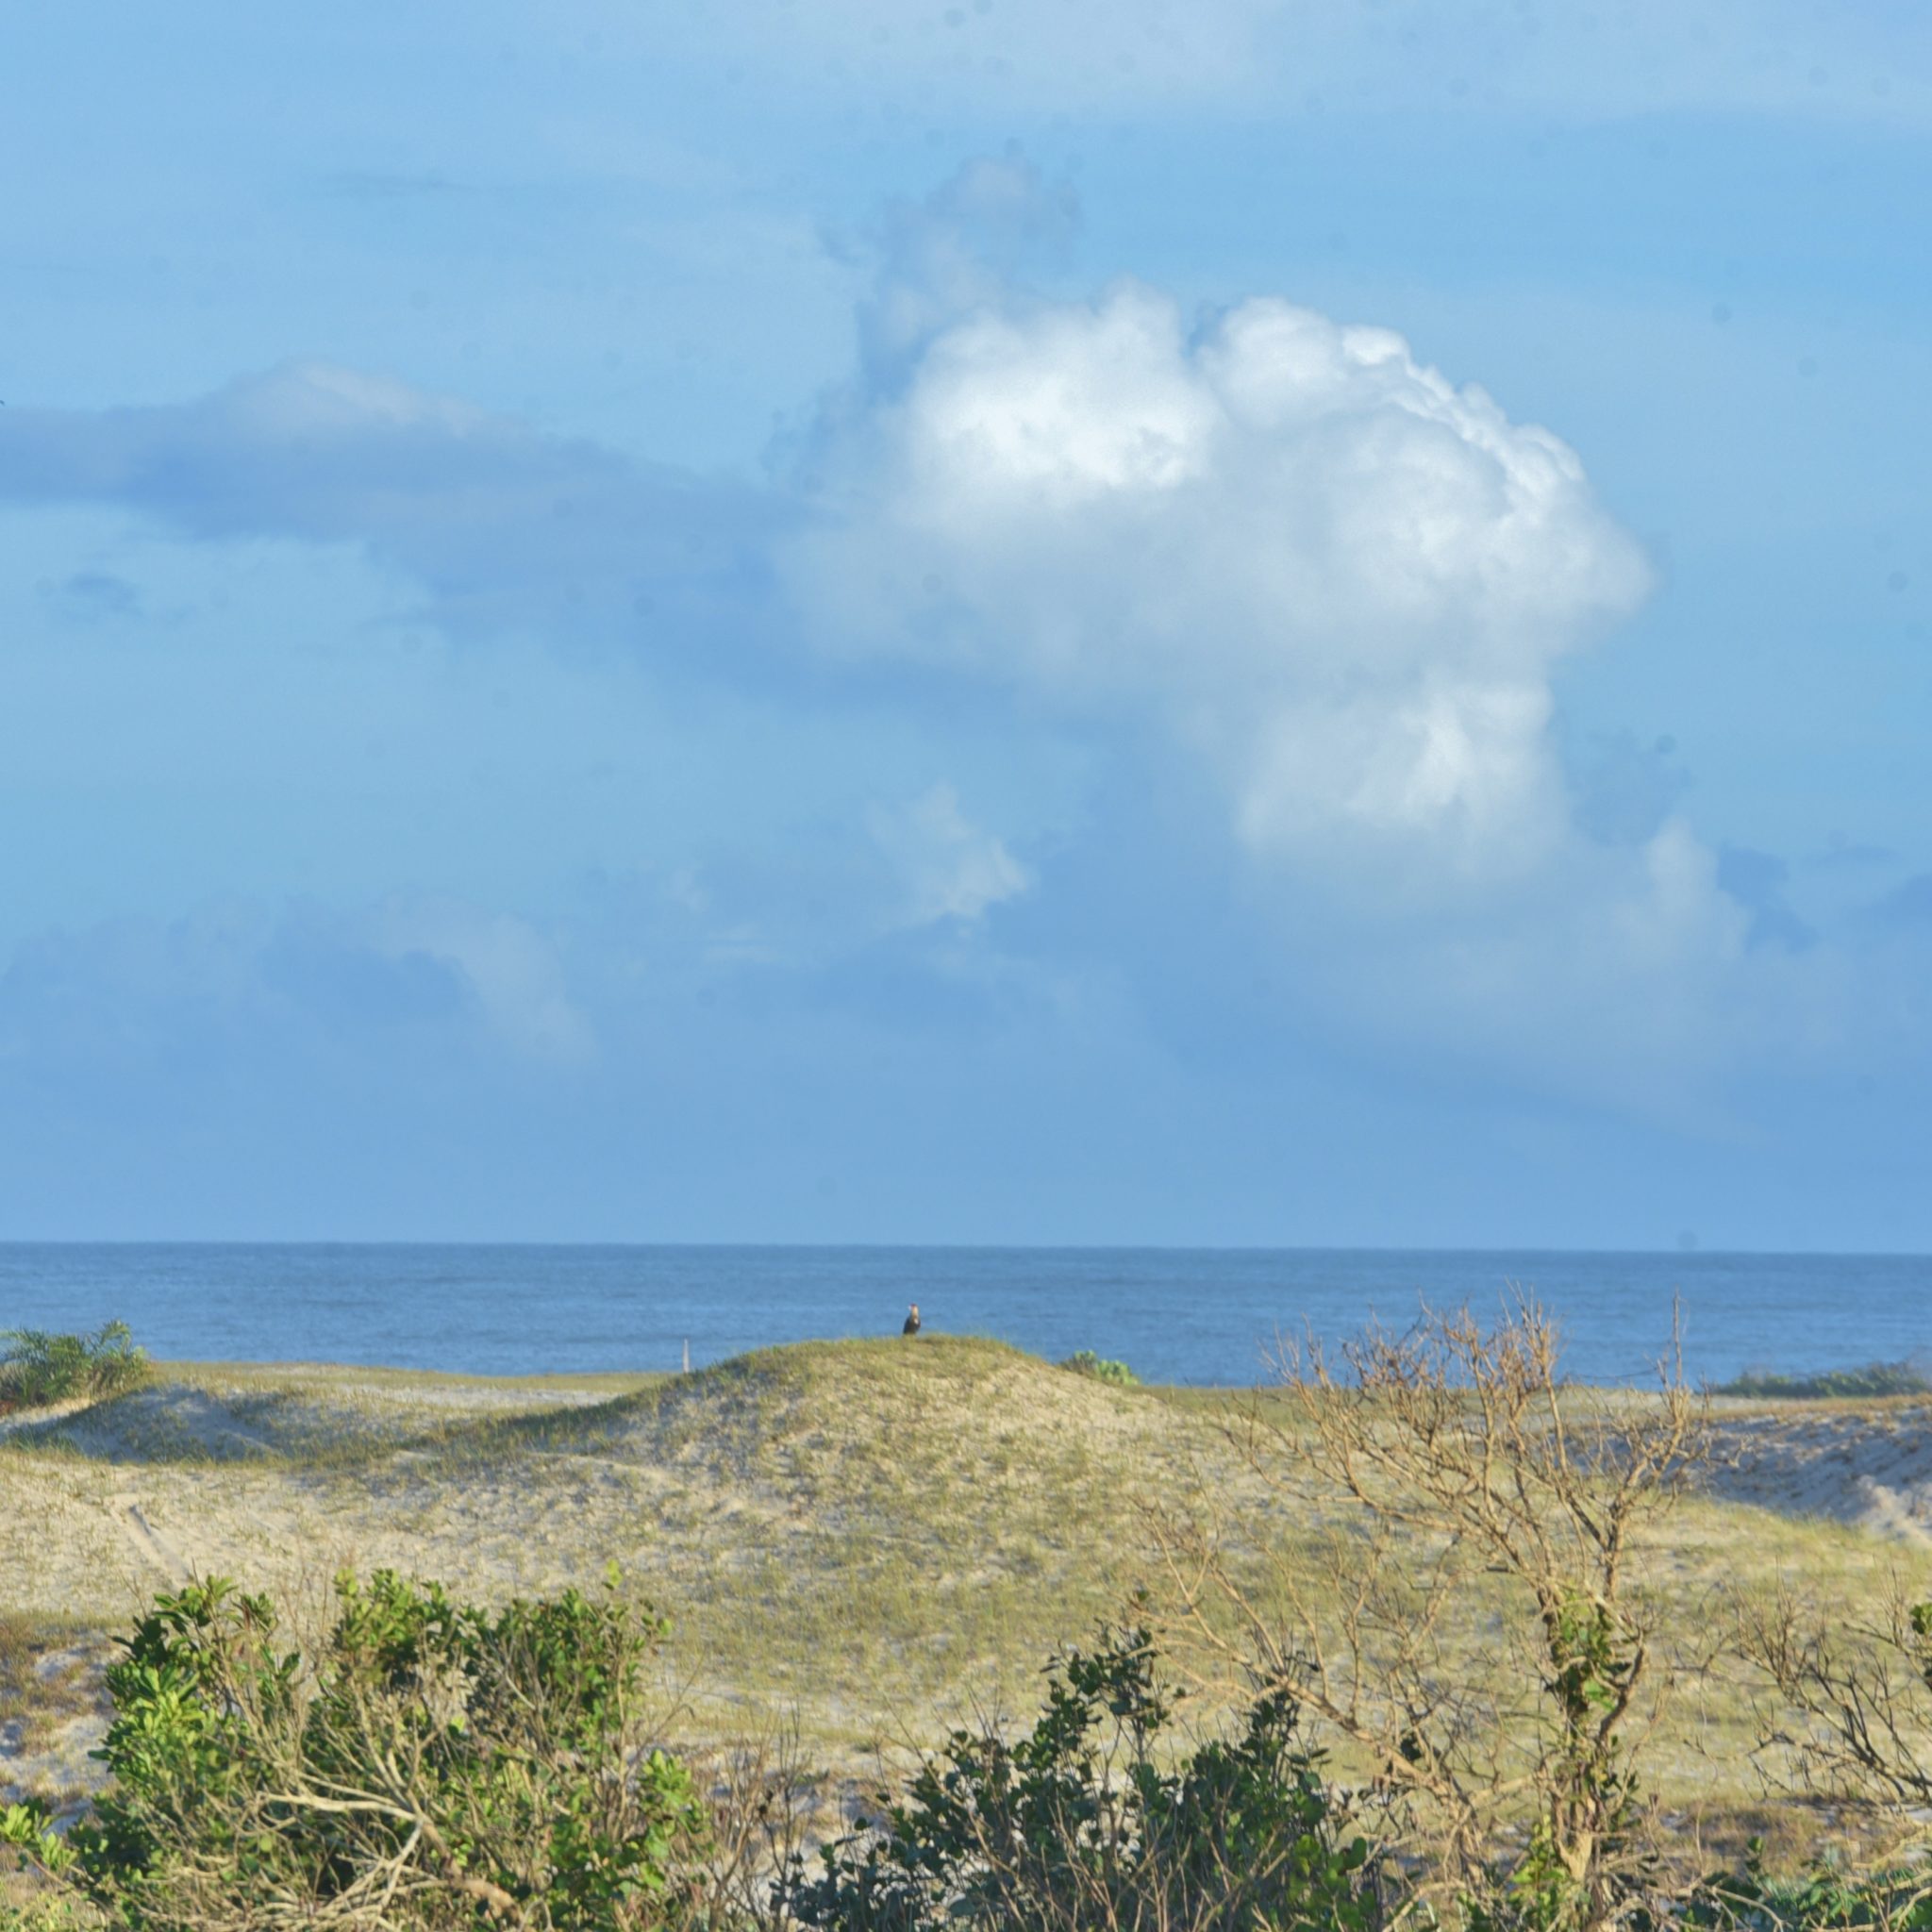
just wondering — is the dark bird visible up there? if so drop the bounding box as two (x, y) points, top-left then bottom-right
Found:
(902, 1303), (922, 1337)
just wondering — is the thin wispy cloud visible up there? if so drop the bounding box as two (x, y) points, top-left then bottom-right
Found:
(0, 362), (778, 653)
(630, 0), (1932, 125)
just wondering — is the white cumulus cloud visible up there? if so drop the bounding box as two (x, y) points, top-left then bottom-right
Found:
(791, 281), (1648, 892)
(777, 219), (1909, 1122)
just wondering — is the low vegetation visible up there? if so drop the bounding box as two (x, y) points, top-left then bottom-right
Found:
(9, 1315), (1932, 1929)
(791, 1623), (1375, 1932)
(1714, 1362), (1932, 1401)
(5, 1568), (704, 1932)
(17, 1567), (1932, 1932)
(0, 1326), (150, 1414)
(1060, 1349), (1140, 1389)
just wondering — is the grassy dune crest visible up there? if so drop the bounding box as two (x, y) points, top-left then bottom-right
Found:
(1, 1338), (1220, 1749)
(6, 1328), (1932, 1878)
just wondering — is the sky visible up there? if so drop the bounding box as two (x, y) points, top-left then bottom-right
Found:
(1, 1), (1928, 1248)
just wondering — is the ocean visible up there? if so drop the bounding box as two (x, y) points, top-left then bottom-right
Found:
(1, 1243), (1925, 1388)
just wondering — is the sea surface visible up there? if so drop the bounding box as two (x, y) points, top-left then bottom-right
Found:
(2, 1244), (1927, 1388)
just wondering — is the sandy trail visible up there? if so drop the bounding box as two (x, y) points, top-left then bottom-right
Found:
(107, 1492), (192, 1586)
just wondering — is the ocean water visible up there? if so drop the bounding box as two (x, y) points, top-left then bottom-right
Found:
(1, 1244), (1926, 1388)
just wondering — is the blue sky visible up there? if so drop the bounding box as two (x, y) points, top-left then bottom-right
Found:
(2, 0), (1928, 1247)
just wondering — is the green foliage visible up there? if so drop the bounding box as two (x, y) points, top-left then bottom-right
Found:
(1469, 1591), (1651, 1932)
(0, 1325), (149, 1412)
(1670, 1837), (1932, 1932)
(1714, 1361), (1932, 1400)
(2, 1569), (707, 1931)
(790, 1622), (1375, 1932)
(1059, 1350), (1140, 1389)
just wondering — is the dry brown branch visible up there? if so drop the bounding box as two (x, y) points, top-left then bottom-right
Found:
(1148, 1292), (1708, 1932)
(680, 1714), (825, 1932)
(1737, 1569), (1932, 1812)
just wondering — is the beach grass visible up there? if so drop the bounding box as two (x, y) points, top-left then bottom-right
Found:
(1713, 1360), (1932, 1401)
(6, 1334), (1932, 1868)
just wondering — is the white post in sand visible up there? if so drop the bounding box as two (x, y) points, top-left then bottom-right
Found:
(682, 1339), (691, 1374)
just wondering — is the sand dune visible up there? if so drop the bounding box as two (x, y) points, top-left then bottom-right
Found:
(9, 1353), (1932, 1813)
(1701, 1401), (1932, 1541)
(4, 1341), (1208, 1804)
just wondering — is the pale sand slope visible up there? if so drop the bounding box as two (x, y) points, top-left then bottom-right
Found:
(3, 1341), (1215, 1803)
(7, 1351), (1200, 1618)
(8, 1356), (1932, 1807)
(6, 1375), (631, 1617)
(1702, 1400), (1932, 1542)
(0, 1641), (108, 1825)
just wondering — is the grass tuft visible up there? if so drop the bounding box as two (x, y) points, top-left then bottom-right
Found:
(0, 1325), (149, 1413)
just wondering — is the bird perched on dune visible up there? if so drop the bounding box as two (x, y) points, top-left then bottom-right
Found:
(903, 1303), (922, 1337)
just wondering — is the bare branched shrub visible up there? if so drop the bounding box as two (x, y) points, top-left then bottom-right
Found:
(1152, 1295), (1708, 1932)
(1738, 1572), (1932, 1811)
(681, 1717), (824, 1932)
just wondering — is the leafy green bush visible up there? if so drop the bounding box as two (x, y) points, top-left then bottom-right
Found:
(789, 1623), (1376, 1932)
(1714, 1361), (1931, 1400)
(0, 1324), (149, 1411)
(2, 1568), (707, 1931)
(1059, 1349), (1139, 1389)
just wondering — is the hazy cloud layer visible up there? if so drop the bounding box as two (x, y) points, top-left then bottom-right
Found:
(0, 362), (777, 651)
(0, 897), (590, 1075)
(625, 0), (1932, 124)
(0, 160), (1924, 1141)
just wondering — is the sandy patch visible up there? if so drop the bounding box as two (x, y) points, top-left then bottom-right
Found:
(1703, 1404), (1932, 1541)
(0, 1631), (114, 1814)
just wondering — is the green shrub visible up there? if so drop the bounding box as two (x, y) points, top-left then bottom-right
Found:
(1714, 1361), (1931, 1400)
(2, 1569), (707, 1931)
(789, 1622), (1376, 1932)
(1059, 1349), (1139, 1389)
(0, 1324), (149, 1411)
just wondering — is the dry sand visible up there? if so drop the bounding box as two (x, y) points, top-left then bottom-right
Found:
(8, 1357), (1932, 1811)
(3, 1344), (1205, 1805)
(1703, 1399), (1932, 1542)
